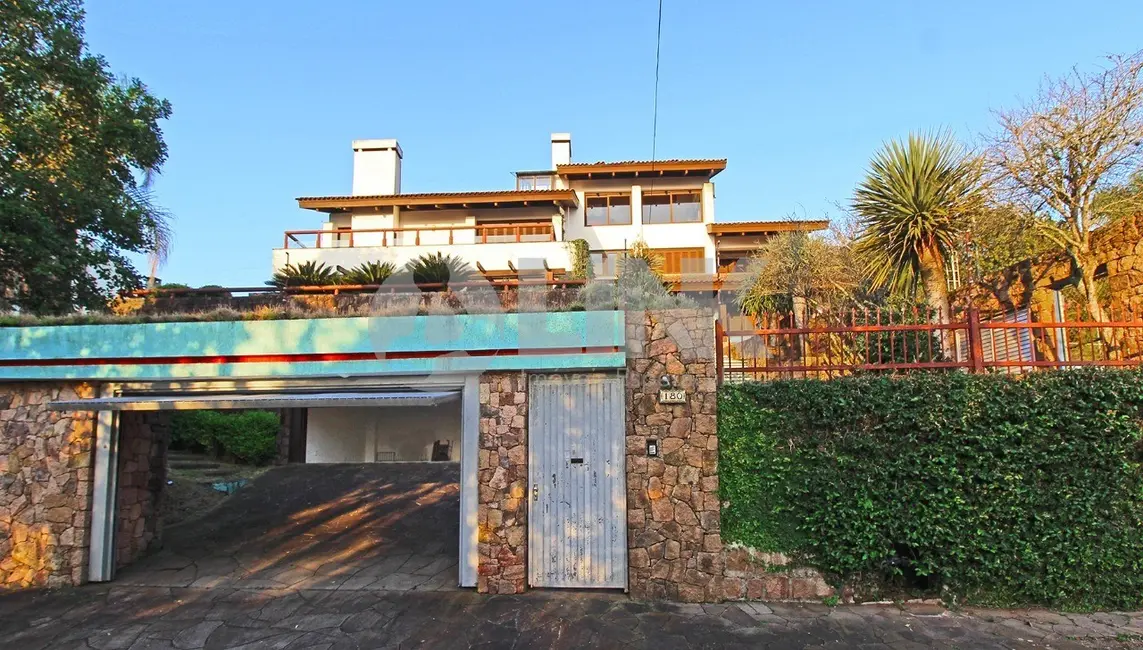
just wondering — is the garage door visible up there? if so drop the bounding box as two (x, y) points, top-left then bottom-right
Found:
(527, 374), (626, 589)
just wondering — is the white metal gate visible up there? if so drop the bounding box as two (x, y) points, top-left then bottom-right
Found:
(528, 374), (627, 589)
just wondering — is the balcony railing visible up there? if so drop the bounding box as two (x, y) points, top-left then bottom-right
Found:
(282, 222), (555, 249)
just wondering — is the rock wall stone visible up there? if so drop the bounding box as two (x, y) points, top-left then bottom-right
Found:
(1097, 213), (1143, 320)
(625, 310), (722, 602)
(0, 382), (98, 590)
(721, 546), (834, 603)
(476, 372), (528, 594)
(115, 412), (169, 569)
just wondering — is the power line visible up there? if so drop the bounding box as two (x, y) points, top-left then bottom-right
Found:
(651, 0), (664, 167)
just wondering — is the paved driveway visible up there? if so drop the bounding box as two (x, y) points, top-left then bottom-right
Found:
(117, 463), (459, 592)
(2, 585), (1141, 649)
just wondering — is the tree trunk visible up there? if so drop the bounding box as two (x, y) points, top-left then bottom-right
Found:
(1077, 264), (1118, 358)
(918, 253), (954, 360)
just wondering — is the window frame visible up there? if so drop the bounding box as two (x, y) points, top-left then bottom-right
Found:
(589, 249), (628, 277)
(640, 190), (703, 224)
(516, 174), (554, 191)
(584, 192), (633, 226)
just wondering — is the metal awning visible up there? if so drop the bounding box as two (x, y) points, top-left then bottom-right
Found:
(48, 390), (460, 411)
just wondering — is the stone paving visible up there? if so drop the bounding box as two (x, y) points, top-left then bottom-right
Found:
(116, 463), (459, 592)
(2, 584), (1142, 649)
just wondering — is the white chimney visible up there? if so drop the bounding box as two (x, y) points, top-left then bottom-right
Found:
(352, 139), (402, 196)
(550, 132), (571, 169)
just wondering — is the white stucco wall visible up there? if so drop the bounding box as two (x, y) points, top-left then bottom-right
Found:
(273, 240), (571, 275)
(561, 178), (717, 267)
(305, 404), (462, 463)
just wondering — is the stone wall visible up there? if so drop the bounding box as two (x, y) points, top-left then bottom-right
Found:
(115, 412), (169, 569)
(956, 214), (1143, 319)
(624, 310), (722, 602)
(475, 372), (528, 594)
(1098, 213), (1143, 319)
(622, 310), (836, 603)
(0, 383), (97, 590)
(722, 547), (834, 603)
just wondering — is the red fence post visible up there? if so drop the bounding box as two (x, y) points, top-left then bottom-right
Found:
(967, 308), (985, 374)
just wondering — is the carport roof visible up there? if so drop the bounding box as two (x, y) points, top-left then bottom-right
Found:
(48, 390), (460, 411)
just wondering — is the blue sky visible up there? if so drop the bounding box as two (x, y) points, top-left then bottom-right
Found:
(84, 0), (1143, 287)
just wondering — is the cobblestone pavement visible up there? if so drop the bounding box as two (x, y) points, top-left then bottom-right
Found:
(118, 463), (459, 592)
(2, 585), (1141, 649)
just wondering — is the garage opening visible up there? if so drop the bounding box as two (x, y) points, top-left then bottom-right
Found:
(52, 384), (478, 591)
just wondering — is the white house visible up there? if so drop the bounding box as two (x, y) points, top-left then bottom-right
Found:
(274, 133), (827, 282)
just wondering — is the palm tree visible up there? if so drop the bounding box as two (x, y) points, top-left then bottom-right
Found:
(852, 132), (983, 320)
(338, 261), (396, 285)
(403, 252), (474, 289)
(266, 261), (339, 288)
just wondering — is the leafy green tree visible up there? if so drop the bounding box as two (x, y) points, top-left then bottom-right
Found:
(1093, 169), (1143, 224)
(0, 0), (173, 313)
(736, 230), (858, 318)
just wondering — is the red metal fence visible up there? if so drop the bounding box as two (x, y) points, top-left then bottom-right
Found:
(716, 303), (1143, 384)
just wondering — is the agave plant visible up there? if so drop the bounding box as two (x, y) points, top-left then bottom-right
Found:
(402, 253), (474, 289)
(266, 261), (339, 288)
(338, 261), (396, 285)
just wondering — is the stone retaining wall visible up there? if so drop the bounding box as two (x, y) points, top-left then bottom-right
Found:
(115, 412), (169, 569)
(0, 383), (97, 590)
(625, 310), (722, 602)
(475, 372), (528, 595)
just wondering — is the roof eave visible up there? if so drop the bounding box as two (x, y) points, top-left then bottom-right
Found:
(296, 190), (580, 212)
(707, 220), (830, 236)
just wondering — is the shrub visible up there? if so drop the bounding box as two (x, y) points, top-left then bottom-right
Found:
(402, 252), (474, 288)
(719, 369), (1143, 610)
(266, 261), (339, 288)
(169, 410), (280, 465)
(339, 261), (396, 285)
(566, 238), (593, 280)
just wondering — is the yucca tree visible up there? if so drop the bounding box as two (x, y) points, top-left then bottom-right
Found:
(852, 132), (983, 320)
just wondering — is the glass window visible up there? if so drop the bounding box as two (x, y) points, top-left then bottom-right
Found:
(672, 192), (701, 222)
(517, 174), (554, 191)
(591, 250), (626, 277)
(584, 193), (632, 226)
(641, 191), (702, 224)
(642, 193), (671, 224)
(586, 196), (610, 226)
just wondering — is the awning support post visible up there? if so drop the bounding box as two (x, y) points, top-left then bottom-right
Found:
(88, 385), (120, 582)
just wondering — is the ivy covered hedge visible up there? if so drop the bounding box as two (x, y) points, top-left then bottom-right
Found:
(719, 369), (1143, 609)
(170, 410), (280, 465)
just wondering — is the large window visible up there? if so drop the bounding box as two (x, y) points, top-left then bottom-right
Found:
(589, 250), (627, 277)
(641, 191), (702, 224)
(585, 193), (632, 226)
(517, 174), (553, 191)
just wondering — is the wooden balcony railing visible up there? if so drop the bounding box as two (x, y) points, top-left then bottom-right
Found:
(282, 222), (555, 249)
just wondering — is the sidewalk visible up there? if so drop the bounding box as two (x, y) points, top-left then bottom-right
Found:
(1, 583), (1141, 649)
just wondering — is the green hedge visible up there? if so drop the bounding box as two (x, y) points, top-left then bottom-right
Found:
(170, 410), (279, 465)
(719, 369), (1143, 610)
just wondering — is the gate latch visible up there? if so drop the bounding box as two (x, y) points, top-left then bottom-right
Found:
(532, 483), (538, 502)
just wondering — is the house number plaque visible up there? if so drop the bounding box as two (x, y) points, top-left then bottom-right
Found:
(658, 388), (686, 404)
